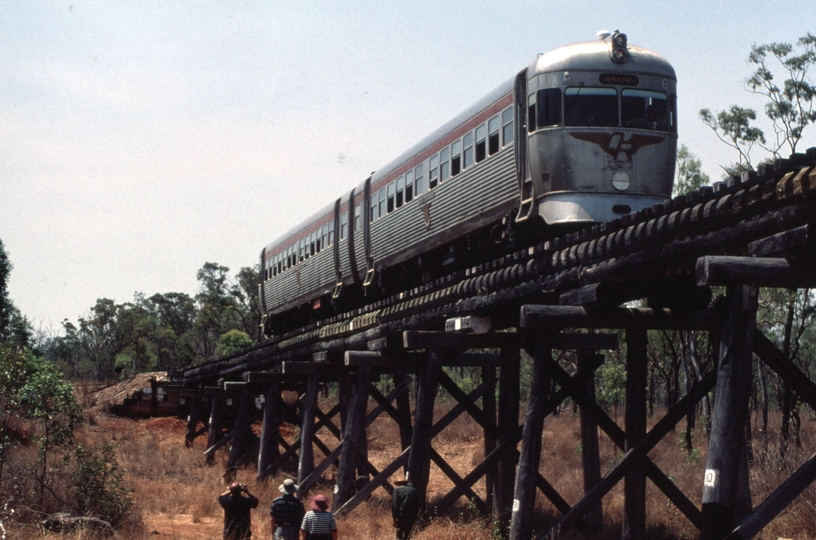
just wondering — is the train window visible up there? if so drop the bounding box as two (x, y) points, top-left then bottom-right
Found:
(463, 133), (474, 169)
(429, 155), (439, 189)
(537, 88), (562, 128)
(475, 124), (487, 162)
(387, 183), (395, 213)
(451, 140), (462, 176)
(440, 147), (450, 183)
(340, 212), (348, 240)
(565, 87), (617, 127)
(488, 115), (500, 155)
(370, 191), (379, 222)
(328, 221), (335, 246)
(414, 164), (424, 195)
(378, 187), (386, 217)
(396, 176), (404, 208)
(621, 89), (668, 131)
(414, 167), (426, 195)
(528, 93), (537, 133)
(354, 204), (362, 232)
(405, 173), (413, 203)
(502, 107), (514, 145)
(322, 224), (328, 249)
(310, 231), (316, 256)
(299, 239), (304, 262)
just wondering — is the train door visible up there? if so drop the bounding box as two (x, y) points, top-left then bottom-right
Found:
(345, 187), (361, 285)
(332, 198), (342, 298)
(514, 68), (536, 222)
(362, 176), (376, 287)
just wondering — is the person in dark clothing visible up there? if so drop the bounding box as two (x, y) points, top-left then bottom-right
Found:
(391, 480), (419, 540)
(219, 482), (259, 540)
(270, 479), (305, 540)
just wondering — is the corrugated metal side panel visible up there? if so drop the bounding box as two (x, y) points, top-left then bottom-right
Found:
(354, 230), (365, 274)
(371, 148), (517, 264)
(338, 239), (351, 280)
(264, 249), (335, 314)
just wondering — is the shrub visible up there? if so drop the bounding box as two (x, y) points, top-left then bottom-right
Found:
(71, 442), (136, 527)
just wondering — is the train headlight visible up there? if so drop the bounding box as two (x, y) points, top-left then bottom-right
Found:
(612, 172), (630, 191)
(610, 31), (628, 63)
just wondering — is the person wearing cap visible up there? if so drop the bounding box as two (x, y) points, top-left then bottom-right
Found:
(391, 479), (419, 540)
(270, 479), (305, 540)
(299, 493), (338, 540)
(219, 482), (259, 540)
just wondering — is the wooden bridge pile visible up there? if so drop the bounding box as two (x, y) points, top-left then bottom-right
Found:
(182, 148), (816, 540)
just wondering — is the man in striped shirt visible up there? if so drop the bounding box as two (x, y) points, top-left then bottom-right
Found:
(299, 494), (338, 540)
(270, 479), (305, 540)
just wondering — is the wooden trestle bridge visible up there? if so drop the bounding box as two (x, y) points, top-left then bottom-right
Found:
(181, 148), (816, 540)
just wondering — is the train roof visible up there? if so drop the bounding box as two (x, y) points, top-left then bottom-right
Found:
(262, 35), (675, 257)
(531, 39), (676, 79)
(366, 76), (515, 188)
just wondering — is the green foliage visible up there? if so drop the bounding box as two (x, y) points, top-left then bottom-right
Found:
(699, 106), (765, 175)
(595, 353), (626, 412)
(0, 345), (30, 470)
(217, 329), (254, 356)
(39, 262), (261, 380)
(747, 33), (816, 156)
(674, 145), (711, 196)
(20, 357), (83, 454)
(700, 33), (816, 177)
(0, 238), (33, 349)
(70, 443), (135, 526)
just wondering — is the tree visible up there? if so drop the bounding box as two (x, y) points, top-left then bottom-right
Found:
(0, 239), (33, 349)
(674, 145), (711, 197)
(138, 292), (197, 370)
(0, 239), (10, 339)
(700, 33), (816, 176)
(217, 329), (254, 356)
(194, 262), (261, 360)
(747, 33), (816, 157)
(698, 106), (765, 175)
(232, 266), (262, 342)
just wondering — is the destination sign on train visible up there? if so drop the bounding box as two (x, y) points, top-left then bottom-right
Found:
(599, 73), (639, 86)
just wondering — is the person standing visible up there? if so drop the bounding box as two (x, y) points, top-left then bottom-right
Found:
(299, 494), (337, 540)
(270, 479), (305, 540)
(391, 480), (419, 540)
(219, 482), (259, 540)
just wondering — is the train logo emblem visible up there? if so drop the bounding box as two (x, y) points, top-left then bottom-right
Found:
(422, 203), (432, 229)
(569, 132), (664, 161)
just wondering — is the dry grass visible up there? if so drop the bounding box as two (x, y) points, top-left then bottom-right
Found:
(8, 393), (816, 539)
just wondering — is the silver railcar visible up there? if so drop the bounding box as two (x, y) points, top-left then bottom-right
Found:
(260, 32), (677, 335)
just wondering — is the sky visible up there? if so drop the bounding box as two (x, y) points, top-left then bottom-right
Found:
(1, 1), (814, 332)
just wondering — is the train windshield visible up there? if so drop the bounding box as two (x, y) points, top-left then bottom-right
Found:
(622, 90), (669, 131)
(564, 87), (617, 127)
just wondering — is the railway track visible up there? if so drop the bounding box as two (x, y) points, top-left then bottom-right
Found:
(184, 148), (816, 386)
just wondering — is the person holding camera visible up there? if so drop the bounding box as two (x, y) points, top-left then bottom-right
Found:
(219, 482), (259, 540)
